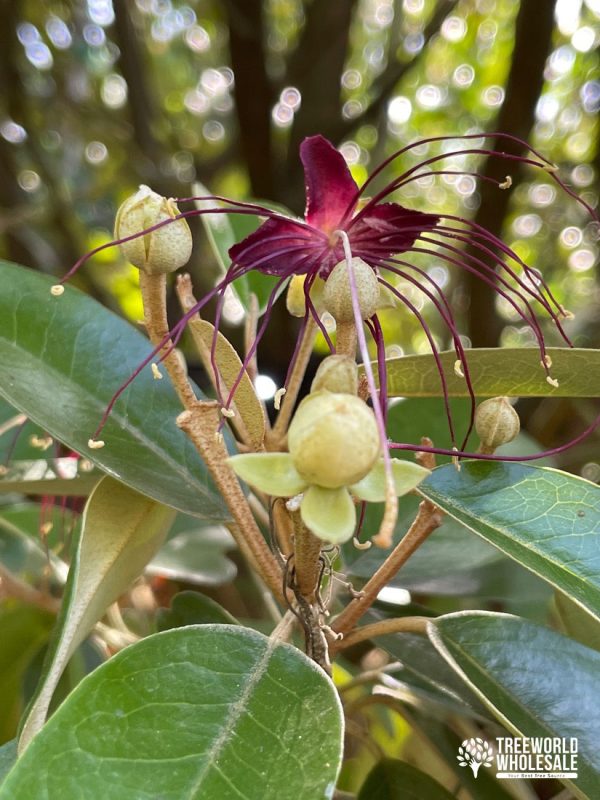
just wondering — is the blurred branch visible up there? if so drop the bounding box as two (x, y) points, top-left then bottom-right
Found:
(334, 0), (460, 142)
(225, 0), (274, 198)
(465, 0), (557, 346)
(283, 0), (358, 209)
(112, 0), (163, 173)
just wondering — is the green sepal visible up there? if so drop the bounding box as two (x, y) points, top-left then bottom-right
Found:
(301, 485), (356, 543)
(350, 458), (430, 503)
(227, 453), (307, 497)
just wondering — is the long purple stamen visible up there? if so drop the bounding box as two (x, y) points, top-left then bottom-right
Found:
(378, 262), (477, 450)
(390, 407), (600, 463)
(379, 278), (458, 449)
(347, 131), (556, 214)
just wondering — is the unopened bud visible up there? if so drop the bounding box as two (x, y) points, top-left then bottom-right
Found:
(311, 355), (358, 395)
(286, 274), (325, 317)
(288, 392), (379, 489)
(475, 397), (520, 453)
(114, 185), (192, 275)
(323, 257), (380, 323)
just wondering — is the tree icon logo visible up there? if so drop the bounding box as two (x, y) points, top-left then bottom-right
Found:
(457, 738), (494, 777)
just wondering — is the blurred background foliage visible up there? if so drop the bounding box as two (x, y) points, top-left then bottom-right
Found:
(0, 0), (598, 471)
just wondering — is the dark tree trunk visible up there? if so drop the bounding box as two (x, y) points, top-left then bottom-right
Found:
(225, 0), (274, 199)
(465, 0), (556, 346)
(282, 0), (358, 212)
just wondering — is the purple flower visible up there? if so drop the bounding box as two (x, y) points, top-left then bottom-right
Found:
(61, 132), (597, 458)
(229, 135), (439, 279)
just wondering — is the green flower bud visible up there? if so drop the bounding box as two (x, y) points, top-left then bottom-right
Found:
(323, 257), (380, 323)
(286, 274), (325, 317)
(475, 396), (520, 452)
(288, 392), (379, 489)
(114, 185), (192, 275)
(311, 355), (358, 395)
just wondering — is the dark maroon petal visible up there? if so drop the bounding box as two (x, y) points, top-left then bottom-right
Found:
(300, 135), (359, 232)
(348, 203), (439, 259)
(228, 217), (324, 276)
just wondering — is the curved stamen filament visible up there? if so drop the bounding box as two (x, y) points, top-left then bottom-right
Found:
(378, 262), (476, 450)
(379, 278), (458, 449)
(335, 229), (398, 548)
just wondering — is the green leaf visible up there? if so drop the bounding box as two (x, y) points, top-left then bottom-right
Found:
(0, 740), (17, 786)
(156, 590), (238, 630)
(0, 605), (54, 743)
(369, 623), (489, 721)
(18, 476), (175, 752)
(3, 626), (344, 800)
(555, 591), (600, 652)
(0, 261), (228, 520)
(0, 458), (100, 496)
(419, 462), (600, 621)
(429, 612), (600, 800)
(358, 759), (455, 800)
(228, 452), (307, 496)
(381, 348), (600, 397)
(301, 485), (356, 543)
(148, 524), (236, 586)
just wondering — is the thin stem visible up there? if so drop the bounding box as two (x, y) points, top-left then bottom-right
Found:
(0, 563), (59, 614)
(138, 272), (197, 408)
(333, 616), (429, 651)
(176, 402), (284, 603)
(291, 510), (323, 602)
(332, 499), (443, 636)
(335, 321), (357, 358)
(270, 317), (318, 443)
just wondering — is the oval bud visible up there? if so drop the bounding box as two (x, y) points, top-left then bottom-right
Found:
(475, 396), (520, 452)
(286, 274), (326, 317)
(323, 257), (380, 323)
(288, 392), (379, 489)
(311, 355), (358, 395)
(114, 185), (192, 275)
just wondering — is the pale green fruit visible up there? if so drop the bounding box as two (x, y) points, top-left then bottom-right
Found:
(114, 185), (192, 274)
(311, 355), (358, 395)
(288, 392), (380, 489)
(475, 396), (520, 450)
(323, 257), (380, 322)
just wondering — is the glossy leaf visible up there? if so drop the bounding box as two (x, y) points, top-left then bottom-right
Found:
(0, 740), (16, 786)
(3, 626), (344, 800)
(156, 590), (238, 630)
(555, 591), (600, 652)
(369, 619), (489, 720)
(0, 458), (100, 496)
(147, 524), (236, 586)
(429, 612), (600, 799)
(358, 759), (455, 800)
(419, 462), (600, 621)
(381, 348), (600, 397)
(0, 261), (228, 519)
(18, 476), (175, 752)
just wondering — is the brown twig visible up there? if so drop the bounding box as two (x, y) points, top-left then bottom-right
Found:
(0, 563), (59, 614)
(332, 616), (429, 652)
(139, 272), (197, 408)
(291, 510), (322, 601)
(177, 402), (284, 603)
(332, 499), (442, 637)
